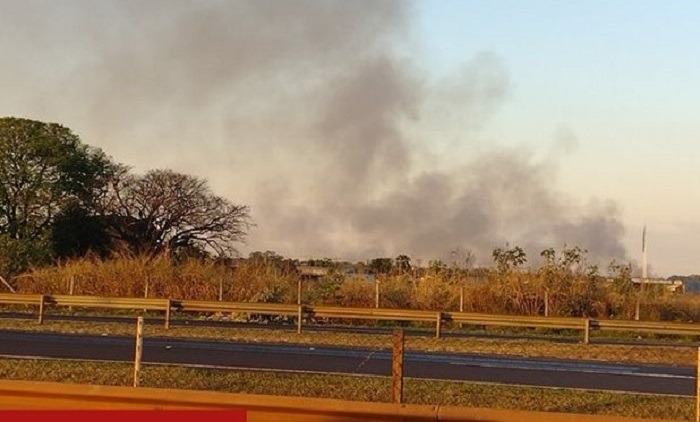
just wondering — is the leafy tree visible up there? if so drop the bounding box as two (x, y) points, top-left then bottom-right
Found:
(0, 235), (51, 287)
(368, 257), (393, 275)
(394, 254), (411, 273)
(492, 244), (527, 273)
(49, 204), (113, 259)
(0, 117), (114, 275)
(0, 117), (113, 240)
(97, 168), (251, 257)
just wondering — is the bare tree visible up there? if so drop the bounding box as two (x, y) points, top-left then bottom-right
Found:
(98, 168), (251, 257)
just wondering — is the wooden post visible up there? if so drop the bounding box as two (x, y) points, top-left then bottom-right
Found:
(634, 296), (640, 321)
(68, 275), (75, 312)
(297, 305), (303, 334)
(459, 286), (464, 312)
(143, 277), (150, 314)
(164, 299), (171, 330)
(583, 318), (590, 344)
(695, 346), (699, 422)
(375, 280), (380, 309)
(134, 316), (144, 387)
(435, 312), (442, 339)
(218, 278), (223, 301)
(544, 291), (549, 317)
(297, 278), (302, 306)
(38, 295), (45, 325)
(392, 329), (405, 404)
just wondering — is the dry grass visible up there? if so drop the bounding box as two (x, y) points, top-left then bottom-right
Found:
(0, 358), (693, 420)
(12, 254), (700, 322)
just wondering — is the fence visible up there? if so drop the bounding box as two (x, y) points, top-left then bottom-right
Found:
(2, 293), (700, 343)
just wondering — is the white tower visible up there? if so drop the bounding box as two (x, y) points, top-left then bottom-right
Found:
(642, 225), (648, 281)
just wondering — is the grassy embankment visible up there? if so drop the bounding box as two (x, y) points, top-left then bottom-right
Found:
(0, 358), (694, 420)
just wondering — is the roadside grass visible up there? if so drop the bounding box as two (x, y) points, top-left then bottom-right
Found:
(0, 358), (693, 421)
(0, 314), (696, 366)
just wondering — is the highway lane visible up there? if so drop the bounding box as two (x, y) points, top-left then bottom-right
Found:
(0, 330), (695, 396)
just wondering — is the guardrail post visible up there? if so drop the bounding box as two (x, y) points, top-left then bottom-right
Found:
(435, 312), (442, 339)
(134, 316), (144, 387)
(375, 280), (380, 309)
(68, 276), (75, 312)
(164, 299), (171, 330)
(38, 295), (45, 325)
(297, 305), (303, 334)
(583, 318), (590, 344)
(392, 328), (405, 404)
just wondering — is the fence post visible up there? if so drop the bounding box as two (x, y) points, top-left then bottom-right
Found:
(38, 295), (45, 325)
(68, 275), (75, 312)
(544, 291), (549, 317)
(695, 346), (699, 422)
(218, 278), (223, 302)
(134, 316), (144, 387)
(297, 305), (303, 334)
(375, 280), (380, 308)
(164, 299), (171, 330)
(459, 286), (464, 312)
(297, 278), (302, 306)
(144, 277), (149, 299)
(392, 329), (405, 404)
(634, 296), (640, 321)
(583, 318), (590, 344)
(435, 312), (442, 339)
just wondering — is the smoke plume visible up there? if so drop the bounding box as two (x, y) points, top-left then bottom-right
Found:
(0, 0), (627, 266)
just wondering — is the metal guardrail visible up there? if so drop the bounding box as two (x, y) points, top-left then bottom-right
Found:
(0, 379), (680, 421)
(1, 293), (699, 342)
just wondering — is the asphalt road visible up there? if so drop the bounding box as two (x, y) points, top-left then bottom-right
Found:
(0, 330), (695, 396)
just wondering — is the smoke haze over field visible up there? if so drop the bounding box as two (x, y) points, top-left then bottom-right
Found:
(0, 0), (627, 266)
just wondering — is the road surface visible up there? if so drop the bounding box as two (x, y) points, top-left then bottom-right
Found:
(0, 330), (694, 396)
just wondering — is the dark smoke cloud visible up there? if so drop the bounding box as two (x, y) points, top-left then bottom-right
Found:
(0, 0), (627, 266)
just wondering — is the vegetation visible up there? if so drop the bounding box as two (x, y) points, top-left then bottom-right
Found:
(0, 358), (693, 420)
(0, 117), (251, 286)
(10, 248), (700, 323)
(1, 116), (697, 324)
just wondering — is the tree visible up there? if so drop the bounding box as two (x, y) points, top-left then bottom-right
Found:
(368, 257), (393, 275)
(49, 204), (113, 259)
(0, 117), (113, 241)
(492, 244), (527, 274)
(394, 254), (411, 273)
(97, 169), (251, 257)
(0, 117), (114, 276)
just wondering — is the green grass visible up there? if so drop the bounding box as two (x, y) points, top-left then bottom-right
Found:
(0, 314), (696, 367)
(0, 358), (693, 420)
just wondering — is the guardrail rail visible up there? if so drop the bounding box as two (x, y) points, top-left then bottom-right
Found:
(1, 293), (699, 342)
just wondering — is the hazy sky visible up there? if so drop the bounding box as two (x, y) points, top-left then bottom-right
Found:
(1, 1), (698, 276)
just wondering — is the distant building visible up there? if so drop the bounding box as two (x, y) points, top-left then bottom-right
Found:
(631, 277), (685, 293)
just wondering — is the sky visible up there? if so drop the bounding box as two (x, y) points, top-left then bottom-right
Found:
(0, 1), (698, 276)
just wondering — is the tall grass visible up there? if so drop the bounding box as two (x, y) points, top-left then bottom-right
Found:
(14, 255), (699, 322)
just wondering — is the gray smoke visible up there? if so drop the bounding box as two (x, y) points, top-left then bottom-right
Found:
(0, 0), (627, 266)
